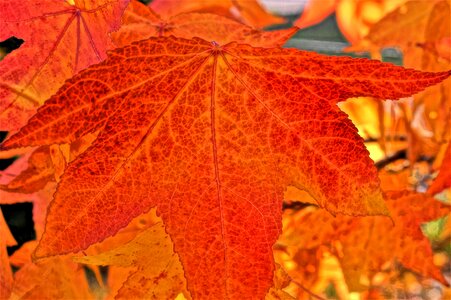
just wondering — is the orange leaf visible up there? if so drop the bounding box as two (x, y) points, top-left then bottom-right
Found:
(10, 240), (35, 268)
(347, 0), (451, 146)
(75, 220), (186, 299)
(150, 0), (285, 29)
(2, 36), (449, 298)
(416, 0), (451, 143)
(350, 1), (437, 53)
(294, 0), (337, 29)
(0, 246), (12, 299)
(9, 241), (93, 300)
(113, 0), (297, 48)
(336, 0), (406, 44)
(0, 208), (16, 247)
(0, 0), (129, 131)
(282, 190), (449, 291)
(76, 210), (172, 299)
(0, 209), (14, 300)
(295, 0), (405, 43)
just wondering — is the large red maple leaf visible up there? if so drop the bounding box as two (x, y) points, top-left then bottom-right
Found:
(2, 36), (449, 298)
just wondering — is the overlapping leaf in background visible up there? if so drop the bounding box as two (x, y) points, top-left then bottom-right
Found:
(279, 190), (449, 294)
(149, 0), (285, 29)
(7, 241), (93, 300)
(0, 0), (129, 130)
(295, 0), (406, 43)
(348, 0), (451, 163)
(112, 0), (297, 48)
(75, 220), (187, 299)
(0, 209), (15, 299)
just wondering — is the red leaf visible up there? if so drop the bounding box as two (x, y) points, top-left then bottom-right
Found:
(0, 0), (129, 130)
(2, 36), (449, 298)
(112, 0), (297, 48)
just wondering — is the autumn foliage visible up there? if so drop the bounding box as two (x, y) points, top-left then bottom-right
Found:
(0, 0), (450, 299)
